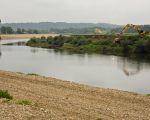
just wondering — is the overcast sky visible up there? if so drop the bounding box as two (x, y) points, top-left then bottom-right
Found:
(0, 0), (150, 24)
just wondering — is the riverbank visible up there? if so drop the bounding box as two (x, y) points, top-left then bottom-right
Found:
(0, 70), (150, 120)
(0, 34), (58, 40)
(26, 35), (150, 58)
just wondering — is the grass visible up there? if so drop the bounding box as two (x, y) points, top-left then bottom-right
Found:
(28, 73), (39, 76)
(2, 99), (11, 103)
(16, 100), (32, 106)
(146, 94), (150, 96)
(0, 90), (13, 100)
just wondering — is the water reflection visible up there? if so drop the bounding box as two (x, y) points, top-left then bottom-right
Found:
(0, 50), (1, 57)
(117, 58), (143, 76)
(2, 41), (26, 46)
(0, 42), (2, 57)
(30, 48), (39, 54)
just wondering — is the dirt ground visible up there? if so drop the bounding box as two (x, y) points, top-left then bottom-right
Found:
(0, 34), (58, 40)
(0, 70), (150, 120)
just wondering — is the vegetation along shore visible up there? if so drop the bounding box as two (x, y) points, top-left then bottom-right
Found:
(27, 34), (150, 59)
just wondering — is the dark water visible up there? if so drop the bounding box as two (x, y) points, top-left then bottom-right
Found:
(0, 39), (150, 94)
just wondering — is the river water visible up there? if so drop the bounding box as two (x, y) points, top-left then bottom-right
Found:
(0, 39), (150, 94)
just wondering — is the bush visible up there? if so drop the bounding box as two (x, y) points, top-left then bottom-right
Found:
(16, 100), (32, 106)
(28, 73), (39, 76)
(63, 43), (74, 49)
(134, 40), (145, 53)
(0, 90), (13, 100)
(146, 94), (150, 96)
(94, 40), (112, 45)
(80, 44), (101, 52)
(27, 35), (150, 57)
(41, 36), (46, 40)
(30, 37), (38, 43)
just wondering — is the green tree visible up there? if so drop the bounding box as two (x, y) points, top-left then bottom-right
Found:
(33, 30), (39, 34)
(27, 29), (33, 34)
(21, 29), (26, 34)
(16, 28), (22, 34)
(0, 26), (14, 34)
(1, 26), (7, 34)
(6, 27), (14, 34)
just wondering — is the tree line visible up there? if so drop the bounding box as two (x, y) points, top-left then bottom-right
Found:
(27, 35), (150, 57)
(0, 26), (39, 34)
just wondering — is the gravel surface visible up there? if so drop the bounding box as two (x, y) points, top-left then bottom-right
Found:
(0, 70), (150, 120)
(0, 34), (58, 40)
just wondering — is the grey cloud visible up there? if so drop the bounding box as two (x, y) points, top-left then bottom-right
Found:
(0, 0), (149, 24)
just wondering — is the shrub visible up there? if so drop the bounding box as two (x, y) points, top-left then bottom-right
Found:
(30, 37), (38, 43)
(16, 100), (32, 106)
(0, 90), (13, 100)
(94, 40), (112, 45)
(77, 44), (103, 53)
(146, 94), (150, 96)
(27, 35), (150, 57)
(63, 43), (74, 49)
(134, 40), (145, 53)
(28, 73), (39, 76)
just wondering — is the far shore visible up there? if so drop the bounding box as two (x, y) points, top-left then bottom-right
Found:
(0, 34), (59, 40)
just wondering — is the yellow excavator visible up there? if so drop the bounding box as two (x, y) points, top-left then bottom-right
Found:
(114, 24), (150, 43)
(95, 28), (103, 34)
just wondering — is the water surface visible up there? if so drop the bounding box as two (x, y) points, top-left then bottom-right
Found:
(0, 39), (150, 94)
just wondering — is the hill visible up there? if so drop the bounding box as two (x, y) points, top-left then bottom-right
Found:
(0, 22), (120, 31)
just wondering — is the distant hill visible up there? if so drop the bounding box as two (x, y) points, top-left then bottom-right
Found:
(1, 22), (149, 34)
(0, 22), (120, 31)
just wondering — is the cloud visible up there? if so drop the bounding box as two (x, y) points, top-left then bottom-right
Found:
(0, 0), (149, 24)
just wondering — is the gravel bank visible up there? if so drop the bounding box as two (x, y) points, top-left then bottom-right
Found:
(0, 34), (58, 40)
(0, 70), (150, 120)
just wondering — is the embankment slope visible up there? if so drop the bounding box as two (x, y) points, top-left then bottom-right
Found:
(0, 70), (150, 120)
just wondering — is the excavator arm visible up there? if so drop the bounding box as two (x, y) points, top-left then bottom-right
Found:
(114, 24), (149, 43)
(120, 24), (144, 35)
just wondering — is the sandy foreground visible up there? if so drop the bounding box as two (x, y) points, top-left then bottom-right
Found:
(0, 70), (150, 120)
(0, 34), (58, 40)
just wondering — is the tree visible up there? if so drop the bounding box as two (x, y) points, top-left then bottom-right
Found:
(6, 27), (14, 34)
(16, 28), (22, 34)
(1, 26), (7, 34)
(0, 26), (14, 34)
(21, 29), (26, 34)
(27, 29), (33, 34)
(33, 30), (38, 34)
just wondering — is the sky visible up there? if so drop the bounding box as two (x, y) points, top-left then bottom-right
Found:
(0, 0), (150, 25)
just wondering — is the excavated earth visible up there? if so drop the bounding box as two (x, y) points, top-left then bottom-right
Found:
(0, 70), (150, 120)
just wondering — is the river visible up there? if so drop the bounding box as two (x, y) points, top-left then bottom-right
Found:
(0, 39), (150, 94)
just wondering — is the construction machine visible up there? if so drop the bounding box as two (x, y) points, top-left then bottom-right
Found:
(114, 24), (150, 43)
(95, 28), (103, 34)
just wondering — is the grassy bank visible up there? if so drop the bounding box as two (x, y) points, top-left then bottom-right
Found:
(0, 70), (150, 120)
(26, 35), (150, 58)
